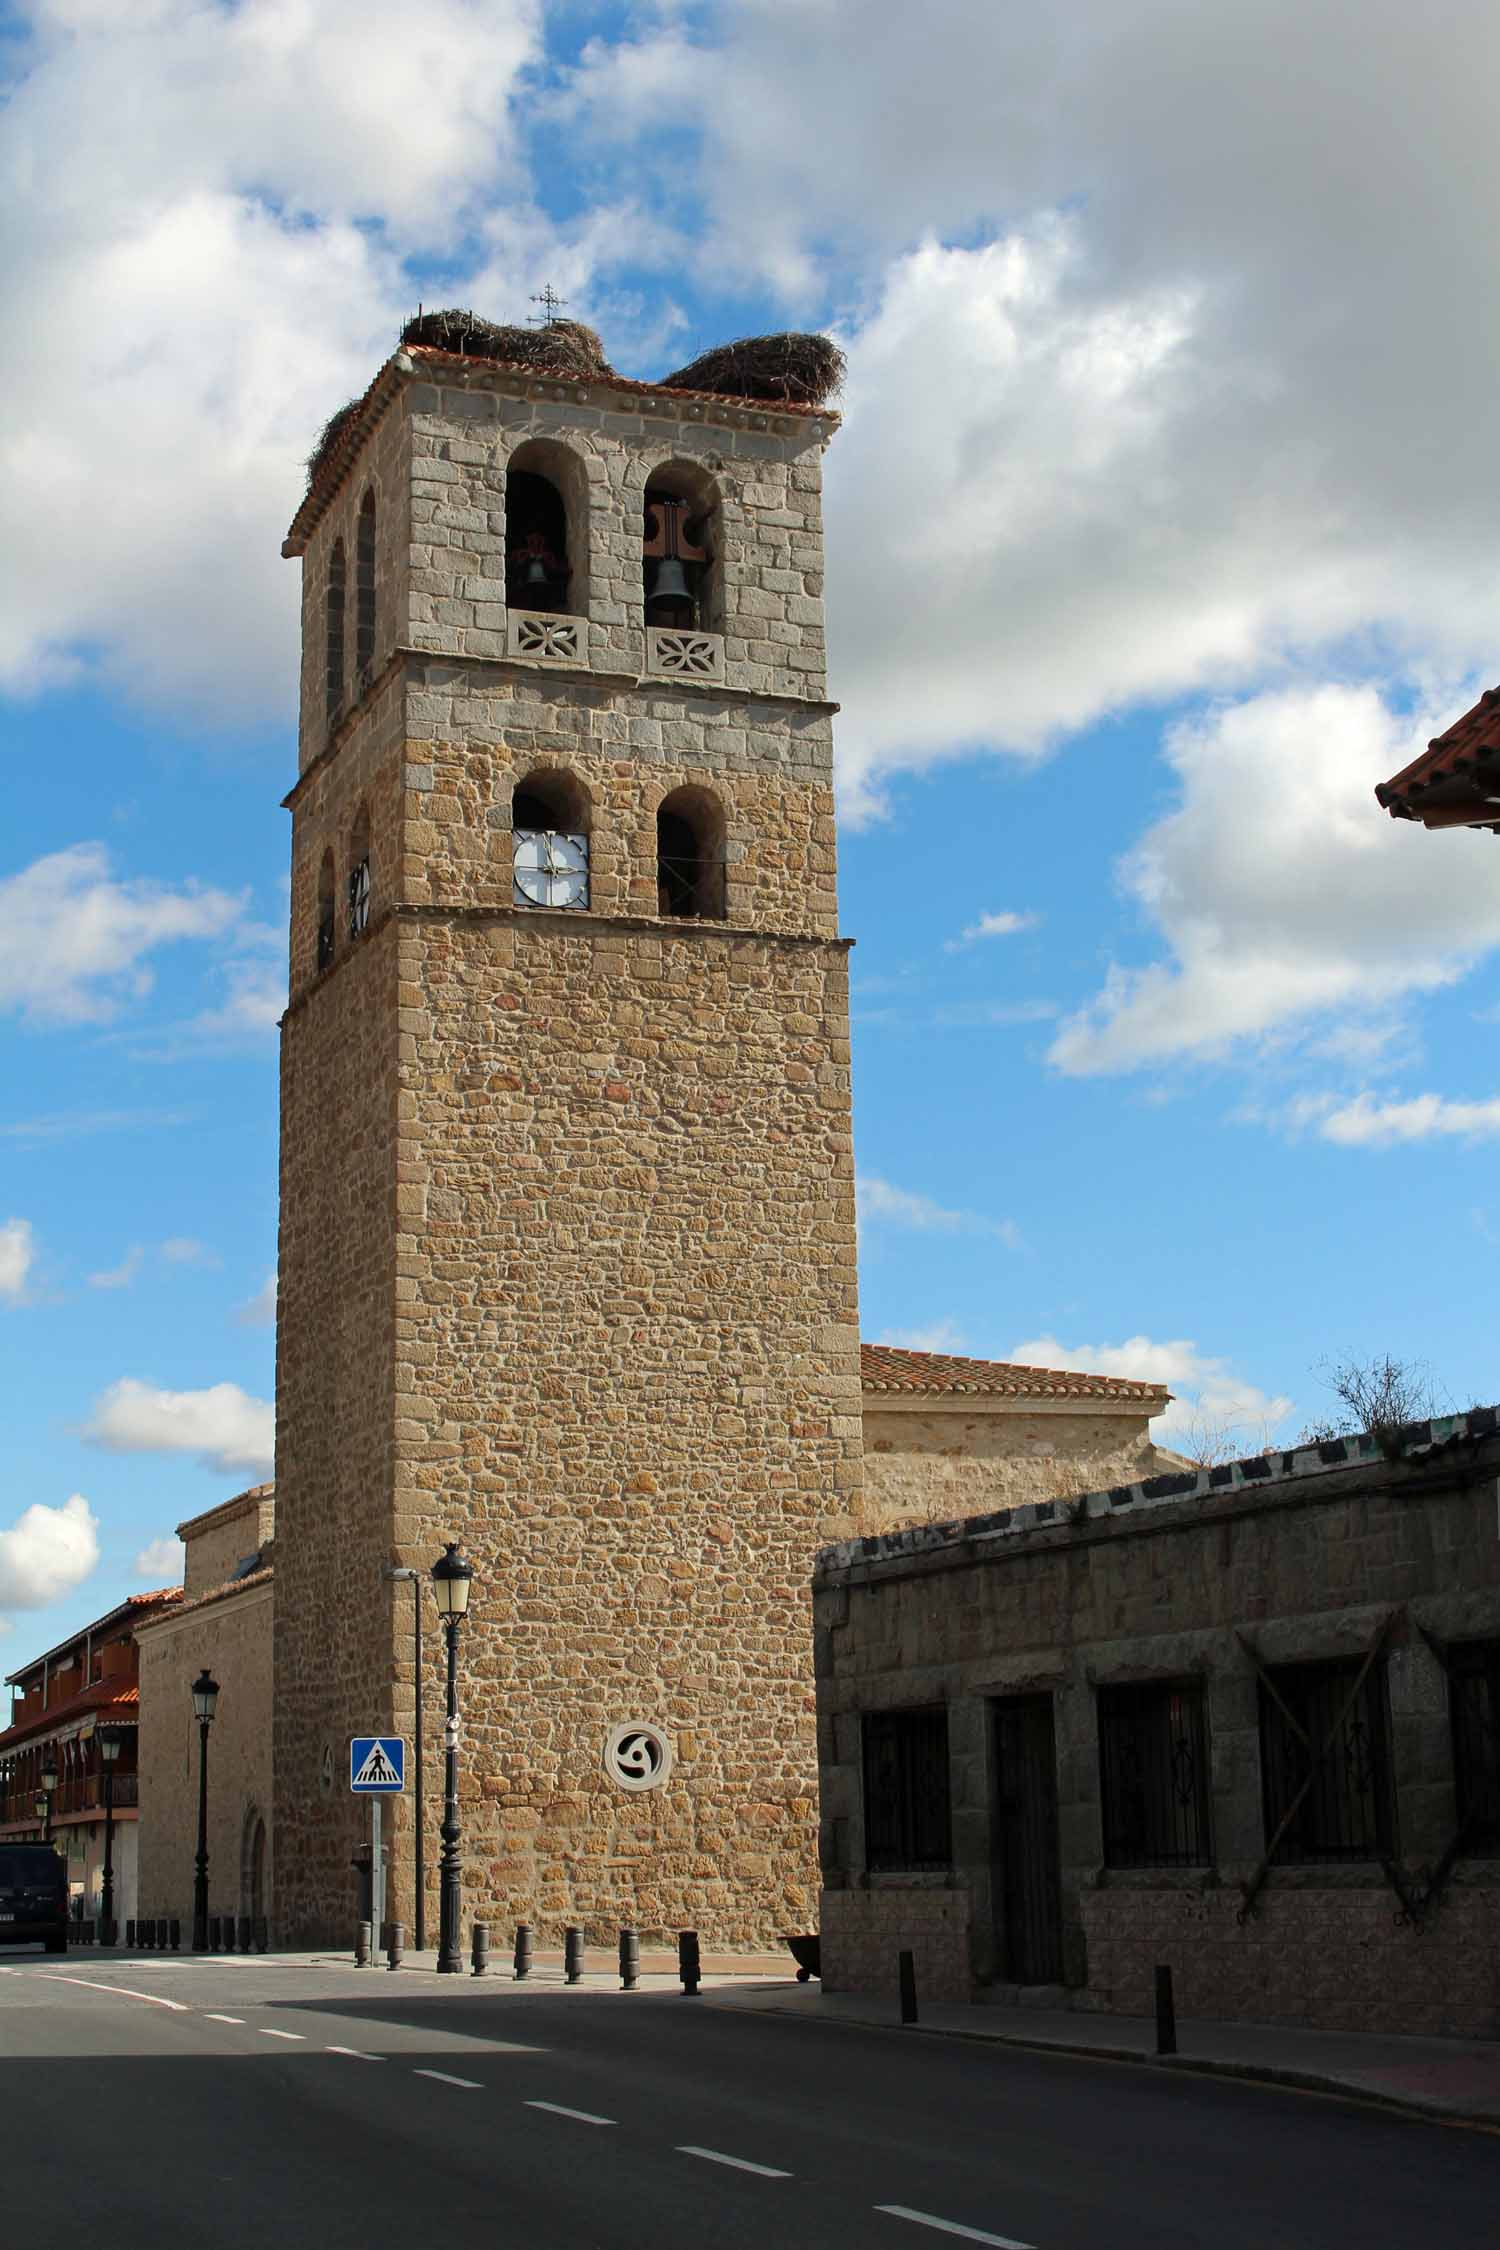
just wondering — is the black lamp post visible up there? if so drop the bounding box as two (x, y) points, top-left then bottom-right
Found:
(98, 1729), (121, 1946)
(39, 1755), (58, 1845)
(431, 1543), (473, 1975)
(384, 1564), (426, 1952)
(190, 1669), (220, 1952)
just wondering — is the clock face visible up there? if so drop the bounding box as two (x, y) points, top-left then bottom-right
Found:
(513, 829), (589, 910)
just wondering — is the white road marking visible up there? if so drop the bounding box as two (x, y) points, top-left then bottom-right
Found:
(526, 2100), (615, 2126)
(206, 2014), (244, 2025)
(415, 2069), (483, 2089)
(676, 2146), (792, 2179)
(326, 2046), (383, 2061)
(35, 1976), (189, 2012)
(875, 2208), (1035, 2248)
(258, 2027), (305, 2040)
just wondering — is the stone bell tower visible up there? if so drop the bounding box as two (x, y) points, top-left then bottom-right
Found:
(272, 327), (863, 1946)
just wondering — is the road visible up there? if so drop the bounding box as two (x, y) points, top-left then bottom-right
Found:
(1, 1952), (1495, 2248)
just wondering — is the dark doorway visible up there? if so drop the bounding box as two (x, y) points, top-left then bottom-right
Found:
(992, 1694), (1064, 1983)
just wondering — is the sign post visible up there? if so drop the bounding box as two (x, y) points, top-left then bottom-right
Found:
(350, 1737), (406, 1951)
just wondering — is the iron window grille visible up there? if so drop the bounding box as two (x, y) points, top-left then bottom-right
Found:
(347, 858), (370, 940)
(862, 1707), (951, 1873)
(1098, 1679), (1212, 1868)
(1259, 1655), (1395, 1864)
(1449, 1639), (1500, 1851)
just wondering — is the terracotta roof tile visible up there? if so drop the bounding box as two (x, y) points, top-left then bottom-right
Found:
(0, 1680), (141, 1756)
(1375, 687), (1500, 831)
(859, 1343), (1169, 1403)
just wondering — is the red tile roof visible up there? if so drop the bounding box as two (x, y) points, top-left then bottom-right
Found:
(4, 1586), (183, 1687)
(0, 1680), (141, 1757)
(859, 1344), (1169, 1403)
(1375, 688), (1500, 832)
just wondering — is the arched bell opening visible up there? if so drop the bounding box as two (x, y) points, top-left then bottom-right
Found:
(324, 537), (346, 721)
(505, 440), (589, 617)
(316, 848), (337, 972)
(355, 489), (377, 681)
(643, 463), (720, 634)
(511, 768), (591, 911)
(656, 785), (727, 920)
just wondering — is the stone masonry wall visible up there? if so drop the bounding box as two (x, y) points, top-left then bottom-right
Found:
(181, 1487), (274, 1598)
(857, 1407), (1161, 1541)
(821, 1884), (972, 2005)
(816, 1431), (1500, 2034)
(137, 1580), (274, 1930)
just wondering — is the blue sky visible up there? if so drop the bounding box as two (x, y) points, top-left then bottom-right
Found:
(4, 0), (1500, 1667)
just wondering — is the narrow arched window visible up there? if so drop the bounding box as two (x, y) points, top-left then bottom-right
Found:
(511, 769), (590, 910)
(643, 466), (719, 631)
(356, 489), (376, 682)
(325, 538), (346, 720)
(347, 804), (371, 941)
(657, 787), (726, 919)
(506, 466), (571, 615)
(316, 849), (336, 971)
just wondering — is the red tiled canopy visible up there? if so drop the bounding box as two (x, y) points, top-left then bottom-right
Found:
(859, 1343), (1168, 1404)
(1375, 687), (1500, 832)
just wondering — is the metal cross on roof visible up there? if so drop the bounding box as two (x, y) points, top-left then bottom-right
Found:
(529, 285), (568, 327)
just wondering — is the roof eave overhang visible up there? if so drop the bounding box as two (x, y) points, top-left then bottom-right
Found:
(862, 1389), (1170, 1417)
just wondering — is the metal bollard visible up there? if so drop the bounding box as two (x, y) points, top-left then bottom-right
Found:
(144, 1918), (156, 1950)
(387, 1922), (406, 1971)
(355, 1920), (372, 1968)
(254, 1917), (269, 1954)
(471, 1922), (489, 1978)
(619, 1927), (640, 1992)
(678, 1929), (701, 1997)
(157, 1917), (169, 1951)
(1154, 1963), (1177, 2057)
(237, 1914), (252, 1954)
(564, 1925), (584, 1985)
(898, 1947), (918, 2026)
(126, 1918), (136, 1949)
(169, 1918), (181, 1953)
(513, 1921), (533, 1981)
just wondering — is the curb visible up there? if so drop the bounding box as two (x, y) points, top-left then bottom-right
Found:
(706, 1996), (1500, 2134)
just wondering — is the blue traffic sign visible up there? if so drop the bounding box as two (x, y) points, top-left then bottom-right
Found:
(350, 1735), (406, 1793)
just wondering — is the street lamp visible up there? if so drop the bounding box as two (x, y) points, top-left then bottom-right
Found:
(190, 1669), (220, 1952)
(384, 1564), (427, 1952)
(430, 1543), (473, 1975)
(39, 1755), (57, 1845)
(98, 1729), (121, 1947)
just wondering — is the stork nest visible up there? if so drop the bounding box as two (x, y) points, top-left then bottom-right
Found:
(400, 308), (611, 379)
(659, 332), (845, 407)
(305, 398), (364, 489)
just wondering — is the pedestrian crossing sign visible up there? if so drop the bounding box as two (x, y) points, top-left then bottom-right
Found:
(349, 1735), (406, 1793)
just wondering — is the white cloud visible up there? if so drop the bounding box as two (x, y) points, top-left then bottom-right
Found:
(88, 1247), (143, 1290)
(1307, 1092), (1500, 1149)
(0, 1218), (36, 1303)
(0, 1493), (100, 1616)
(83, 1378), (275, 1476)
(235, 1273), (278, 1329)
(133, 1534), (184, 1583)
(857, 1174), (1020, 1248)
(875, 1319), (969, 1355)
(0, 845), (243, 1025)
(1011, 1332), (1293, 1454)
(160, 1238), (219, 1267)
(946, 910), (1039, 952)
(1049, 684), (1500, 1075)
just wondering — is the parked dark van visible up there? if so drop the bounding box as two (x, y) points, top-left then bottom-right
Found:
(0, 1843), (67, 1952)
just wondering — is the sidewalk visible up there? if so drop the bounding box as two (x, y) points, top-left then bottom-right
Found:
(705, 1980), (1500, 2131)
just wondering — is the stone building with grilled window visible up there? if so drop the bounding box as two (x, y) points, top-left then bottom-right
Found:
(815, 1410), (1500, 2037)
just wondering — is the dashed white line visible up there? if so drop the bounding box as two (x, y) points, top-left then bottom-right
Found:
(415, 2069), (483, 2089)
(35, 1976), (189, 2011)
(676, 2145), (792, 2179)
(526, 2100), (615, 2126)
(206, 2014), (244, 2025)
(326, 2046), (383, 2061)
(875, 2208), (1035, 2248)
(258, 2027), (305, 2041)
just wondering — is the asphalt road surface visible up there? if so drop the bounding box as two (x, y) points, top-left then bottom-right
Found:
(2, 1953), (1496, 2248)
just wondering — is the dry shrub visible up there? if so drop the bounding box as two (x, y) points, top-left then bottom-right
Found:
(659, 332), (845, 407)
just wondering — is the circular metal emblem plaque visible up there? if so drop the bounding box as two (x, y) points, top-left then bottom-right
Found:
(604, 1722), (673, 1792)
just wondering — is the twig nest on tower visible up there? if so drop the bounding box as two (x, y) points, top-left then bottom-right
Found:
(659, 332), (845, 406)
(305, 398), (363, 488)
(399, 308), (611, 379)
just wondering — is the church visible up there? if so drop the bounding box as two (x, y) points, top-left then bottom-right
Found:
(132, 316), (1175, 1949)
